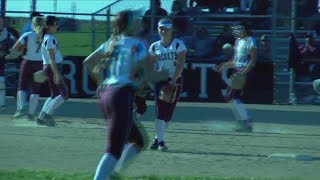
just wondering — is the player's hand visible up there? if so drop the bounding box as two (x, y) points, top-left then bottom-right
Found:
(217, 62), (233, 73)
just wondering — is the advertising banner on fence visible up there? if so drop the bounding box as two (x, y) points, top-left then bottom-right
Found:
(50, 56), (273, 104)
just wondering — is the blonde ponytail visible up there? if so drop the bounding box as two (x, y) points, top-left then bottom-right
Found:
(32, 16), (45, 52)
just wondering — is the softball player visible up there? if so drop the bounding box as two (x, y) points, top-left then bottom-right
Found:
(7, 16), (45, 119)
(83, 9), (167, 180)
(0, 16), (16, 111)
(217, 21), (257, 132)
(36, 16), (68, 127)
(148, 18), (187, 151)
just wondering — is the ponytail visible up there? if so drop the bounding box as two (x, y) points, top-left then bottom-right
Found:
(32, 16), (45, 53)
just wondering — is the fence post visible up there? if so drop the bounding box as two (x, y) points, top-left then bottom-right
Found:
(106, 7), (111, 40)
(91, 15), (96, 52)
(289, 68), (297, 105)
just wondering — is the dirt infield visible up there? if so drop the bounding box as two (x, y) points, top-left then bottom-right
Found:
(0, 98), (320, 179)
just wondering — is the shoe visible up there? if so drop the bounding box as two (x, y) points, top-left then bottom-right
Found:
(158, 141), (168, 151)
(26, 114), (35, 121)
(0, 105), (7, 112)
(13, 110), (25, 119)
(37, 112), (56, 127)
(150, 138), (158, 150)
(234, 120), (253, 132)
(44, 114), (56, 127)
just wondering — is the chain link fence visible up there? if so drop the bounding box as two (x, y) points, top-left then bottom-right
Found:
(4, 0), (320, 104)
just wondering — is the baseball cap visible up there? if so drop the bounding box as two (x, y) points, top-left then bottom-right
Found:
(30, 11), (43, 19)
(158, 19), (173, 29)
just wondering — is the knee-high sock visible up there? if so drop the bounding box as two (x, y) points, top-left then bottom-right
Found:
(0, 76), (5, 107)
(46, 95), (65, 115)
(28, 94), (39, 115)
(114, 143), (140, 173)
(17, 91), (27, 111)
(42, 97), (53, 113)
(230, 99), (242, 121)
(237, 99), (249, 120)
(94, 153), (118, 180)
(155, 119), (166, 142)
(231, 99), (249, 121)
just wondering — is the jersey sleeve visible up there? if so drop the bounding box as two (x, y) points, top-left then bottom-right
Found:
(44, 35), (57, 50)
(96, 38), (113, 55)
(135, 41), (148, 62)
(248, 37), (257, 50)
(176, 39), (187, 53)
(18, 32), (30, 45)
(148, 42), (157, 56)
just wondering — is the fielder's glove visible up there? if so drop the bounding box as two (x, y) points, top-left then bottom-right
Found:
(33, 70), (47, 83)
(159, 83), (177, 103)
(229, 72), (246, 90)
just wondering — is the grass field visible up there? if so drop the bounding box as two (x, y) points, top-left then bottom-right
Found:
(11, 18), (108, 56)
(0, 170), (304, 180)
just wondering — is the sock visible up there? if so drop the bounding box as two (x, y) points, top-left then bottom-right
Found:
(94, 153), (118, 180)
(17, 91), (27, 110)
(232, 99), (249, 121)
(0, 76), (5, 107)
(46, 95), (65, 115)
(155, 119), (166, 143)
(28, 94), (39, 115)
(230, 99), (241, 121)
(114, 143), (139, 173)
(237, 100), (249, 120)
(42, 97), (53, 114)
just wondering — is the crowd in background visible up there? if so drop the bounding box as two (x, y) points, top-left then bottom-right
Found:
(139, 0), (320, 83)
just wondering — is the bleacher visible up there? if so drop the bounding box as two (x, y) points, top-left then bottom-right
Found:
(190, 11), (318, 104)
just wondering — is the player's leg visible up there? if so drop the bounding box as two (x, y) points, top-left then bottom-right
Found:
(0, 59), (6, 110)
(45, 82), (68, 117)
(151, 80), (182, 151)
(94, 87), (134, 180)
(114, 120), (148, 173)
(27, 61), (43, 119)
(37, 65), (57, 126)
(225, 69), (252, 132)
(14, 60), (32, 118)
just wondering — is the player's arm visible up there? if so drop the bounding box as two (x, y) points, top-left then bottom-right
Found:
(171, 50), (187, 83)
(139, 56), (168, 83)
(242, 46), (257, 74)
(5, 41), (23, 60)
(48, 48), (63, 84)
(83, 50), (106, 85)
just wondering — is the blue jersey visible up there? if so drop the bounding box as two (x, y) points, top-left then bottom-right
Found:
(97, 36), (148, 87)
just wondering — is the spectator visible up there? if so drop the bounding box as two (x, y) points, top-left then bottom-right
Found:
(250, 0), (271, 29)
(213, 25), (236, 57)
(297, 33), (320, 80)
(137, 16), (160, 46)
(144, 0), (168, 31)
(185, 26), (214, 58)
(299, 33), (320, 58)
(241, 0), (254, 12)
(170, 0), (191, 37)
(257, 34), (272, 62)
(189, 0), (221, 13)
(0, 16), (16, 111)
(22, 11), (43, 33)
(4, 17), (19, 39)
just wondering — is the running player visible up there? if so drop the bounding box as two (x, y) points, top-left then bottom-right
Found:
(83, 9), (167, 180)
